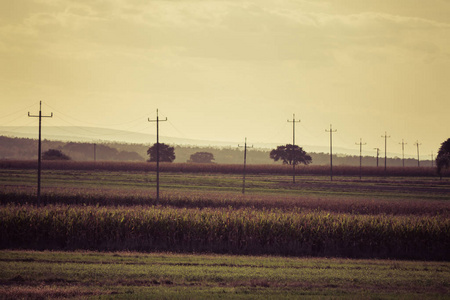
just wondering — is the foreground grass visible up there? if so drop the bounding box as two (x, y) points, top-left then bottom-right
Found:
(1, 250), (449, 299)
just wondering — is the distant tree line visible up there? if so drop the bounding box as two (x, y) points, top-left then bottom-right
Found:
(0, 136), (143, 162)
(0, 135), (437, 167)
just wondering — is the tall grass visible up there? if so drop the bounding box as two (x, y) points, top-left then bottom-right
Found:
(1, 160), (447, 177)
(1, 204), (448, 260)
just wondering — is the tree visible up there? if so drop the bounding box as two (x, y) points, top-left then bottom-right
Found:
(270, 144), (312, 165)
(436, 138), (450, 178)
(188, 152), (215, 163)
(147, 143), (175, 162)
(42, 149), (71, 160)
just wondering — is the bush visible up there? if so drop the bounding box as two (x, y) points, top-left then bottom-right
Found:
(42, 149), (70, 161)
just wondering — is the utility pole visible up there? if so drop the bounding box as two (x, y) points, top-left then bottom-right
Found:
(238, 137), (253, 194)
(356, 138), (366, 180)
(325, 124), (337, 181)
(431, 152), (434, 167)
(373, 148), (380, 167)
(148, 109), (167, 201)
(287, 114), (301, 183)
(414, 140), (422, 167)
(381, 132), (390, 172)
(94, 143), (96, 163)
(399, 139), (407, 167)
(28, 101), (53, 207)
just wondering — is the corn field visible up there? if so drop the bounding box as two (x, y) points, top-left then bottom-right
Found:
(1, 204), (448, 260)
(1, 187), (448, 216)
(1, 161), (449, 261)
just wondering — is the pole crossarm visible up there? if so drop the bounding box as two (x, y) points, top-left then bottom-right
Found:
(325, 124), (337, 181)
(148, 109), (168, 201)
(287, 114), (301, 184)
(28, 101), (53, 207)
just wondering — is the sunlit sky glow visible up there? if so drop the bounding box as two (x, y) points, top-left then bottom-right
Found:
(1, 0), (449, 156)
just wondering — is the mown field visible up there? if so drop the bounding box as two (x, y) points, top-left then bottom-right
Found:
(1, 250), (449, 299)
(0, 161), (449, 298)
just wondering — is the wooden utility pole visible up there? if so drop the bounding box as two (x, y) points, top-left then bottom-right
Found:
(356, 138), (366, 180)
(431, 152), (434, 167)
(28, 101), (53, 207)
(148, 109), (167, 201)
(325, 124), (337, 181)
(287, 114), (301, 183)
(373, 148), (380, 167)
(381, 132), (390, 172)
(399, 139), (407, 167)
(238, 137), (253, 194)
(414, 140), (422, 167)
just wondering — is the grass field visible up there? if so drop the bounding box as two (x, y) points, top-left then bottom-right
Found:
(1, 250), (449, 299)
(1, 161), (449, 298)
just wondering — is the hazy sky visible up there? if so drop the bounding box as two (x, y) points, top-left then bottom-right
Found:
(1, 0), (449, 157)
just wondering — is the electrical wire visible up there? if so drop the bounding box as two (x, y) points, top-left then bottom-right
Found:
(0, 102), (37, 120)
(266, 122), (289, 143)
(43, 102), (154, 129)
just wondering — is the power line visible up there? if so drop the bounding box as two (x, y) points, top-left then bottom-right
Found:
(381, 132), (390, 172)
(0, 119), (36, 133)
(399, 139), (407, 168)
(167, 119), (188, 139)
(0, 102), (36, 122)
(265, 121), (289, 144)
(414, 140), (422, 167)
(325, 124), (337, 181)
(44, 102), (154, 128)
(148, 109), (167, 201)
(238, 137), (253, 194)
(373, 148), (380, 167)
(50, 113), (151, 137)
(28, 101), (53, 207)
(355, 138), (367, 180)
(287, 114), (301, 184)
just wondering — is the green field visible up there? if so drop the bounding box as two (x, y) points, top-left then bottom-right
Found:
(1, 162), (449, 298)
(1, 250), (449, 299)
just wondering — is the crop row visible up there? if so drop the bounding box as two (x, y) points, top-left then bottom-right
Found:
(1, 160), (447, 177)
(1, 204), (448, 260)
(1, 187), (448, 216)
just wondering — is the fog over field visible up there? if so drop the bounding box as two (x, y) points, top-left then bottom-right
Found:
(0, 125), (420, 158)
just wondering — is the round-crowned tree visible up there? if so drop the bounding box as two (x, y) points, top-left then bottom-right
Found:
(270, 144), (312, 165)
(188, 152), (215, 163)
(147, 143), (175, 162)
(42, 149), (71, 160)
(436, 138), (450, 179)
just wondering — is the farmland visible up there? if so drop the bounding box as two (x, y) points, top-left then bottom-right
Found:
(1, 160), (449, 298)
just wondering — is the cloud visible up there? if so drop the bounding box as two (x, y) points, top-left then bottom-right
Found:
(1, 0), (448, 65)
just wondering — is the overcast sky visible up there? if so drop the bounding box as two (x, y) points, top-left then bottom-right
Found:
(1, 0), (449, 157)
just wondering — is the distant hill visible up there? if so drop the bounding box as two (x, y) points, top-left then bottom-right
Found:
(0, 136), (144, 162)
(0, 126), (408, 158)
(0, 135), (432, 167)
